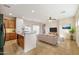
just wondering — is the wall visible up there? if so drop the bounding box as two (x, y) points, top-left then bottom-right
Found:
(45, 20), (59, 34)
(75, 7), (79, 47)
(0, 5), (2, 14)
(45, 17), (75, 39)
(59, 17), (75, 39)
(23, 19), (44, 34)
(16, 18), (24, 35)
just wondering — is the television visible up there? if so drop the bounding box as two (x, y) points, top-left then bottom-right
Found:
(62, 24), (71, 29)
(50, 28), (57, 32)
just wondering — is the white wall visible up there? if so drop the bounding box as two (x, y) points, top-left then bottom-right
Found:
(16, 18), (45, 35)
(75, 7), (79, 47)
(59, 17), (75, 39)
(16, 18), (24, 35)
(45, 20), (59, 34)
(45, 17), (75, 39)
(23, 19), (44, 34)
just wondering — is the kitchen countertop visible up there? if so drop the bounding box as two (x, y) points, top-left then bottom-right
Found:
(17, 32), (24, 36)
(17, 31), (36, 36)
(16, 31), (37, 52)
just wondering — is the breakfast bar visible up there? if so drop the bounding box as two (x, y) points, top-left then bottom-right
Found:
(17, 32), (37, 52)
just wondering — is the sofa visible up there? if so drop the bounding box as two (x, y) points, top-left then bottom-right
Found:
(37, 34), (58, 45)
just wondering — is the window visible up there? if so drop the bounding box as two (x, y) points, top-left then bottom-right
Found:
(32, 25), (40, 34)
(78, 19), (79, 26)
(76, 19), (79, 27)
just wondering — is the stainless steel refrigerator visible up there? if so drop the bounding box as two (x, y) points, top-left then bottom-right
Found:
(0, 14), (5, 55)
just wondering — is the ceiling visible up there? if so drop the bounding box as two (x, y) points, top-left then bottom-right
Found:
(0, 4), (79, 23)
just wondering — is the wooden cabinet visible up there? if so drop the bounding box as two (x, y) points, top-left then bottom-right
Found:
(9, 33), (17, 40)
(6, 33), (17, 41)
(5, 33), (9, 41)
(5, 20), (8, 28)
(8, 20), (16, 28)
(17, 34), (24, 49)
(4, 19), (16, 28)
(4, 17), (16, 41)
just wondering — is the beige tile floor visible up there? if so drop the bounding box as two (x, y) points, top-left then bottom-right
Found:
(4, 39), (79, 55)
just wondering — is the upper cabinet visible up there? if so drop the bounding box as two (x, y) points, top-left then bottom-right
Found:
(4, 17), (16, 28)
(4, 17), (16, 41)
(8, 20), (16, 28)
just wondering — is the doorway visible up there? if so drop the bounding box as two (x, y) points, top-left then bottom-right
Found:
(32, 25), (40, 35)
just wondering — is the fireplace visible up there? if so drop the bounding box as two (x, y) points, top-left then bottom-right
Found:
(49, 28), (57, 32)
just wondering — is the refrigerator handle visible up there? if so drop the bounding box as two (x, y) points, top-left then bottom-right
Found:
(3, 23), (6, 45)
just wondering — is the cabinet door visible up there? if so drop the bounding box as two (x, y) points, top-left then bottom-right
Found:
(5, 33), (16, 41)
(4, 17), (16, 28)
(9, 33), (16, 40)
(17, 34), (24, 49)
(5, 33), (10, 41)
(9, 20), (16, 28)
(4, 19), (9, 28)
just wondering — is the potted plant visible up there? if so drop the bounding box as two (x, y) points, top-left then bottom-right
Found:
(69, 26), (76, 40)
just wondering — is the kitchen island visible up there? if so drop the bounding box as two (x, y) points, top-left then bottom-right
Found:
(17, 32), (37, 52)
(16, 18), (37, 53)
(24, 32), (37, 52)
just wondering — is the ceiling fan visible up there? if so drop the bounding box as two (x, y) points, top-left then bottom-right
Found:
(48, 17), (56, 20)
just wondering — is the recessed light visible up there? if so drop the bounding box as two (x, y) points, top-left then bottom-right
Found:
(32, 10), (35, 13)
(9, 13), (12, 15)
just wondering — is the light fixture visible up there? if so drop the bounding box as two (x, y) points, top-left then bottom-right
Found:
(48, 17), (56, 22)
(32, 10), (35, 13)
(48, 17), (52, 20)
(9, 13), (13, 16)
(48, 17), (52, 22)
